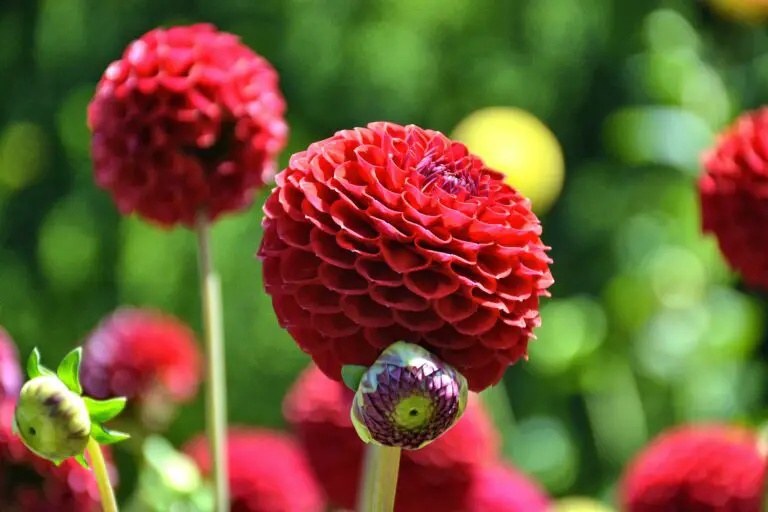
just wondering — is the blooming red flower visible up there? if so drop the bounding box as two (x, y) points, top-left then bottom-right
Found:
(258, 122), (553, 392)
(0, 327), (21, 402)
(282, 364), (500, 512)
(464, 464), (550, 512)
(620, 424), (767, 511)
(0, 400), (117, 511)
(88, 23), (288, 227)
(80, 308), (203, 405)
(184, 427), (325, 512)
(700, 107), (768, 289)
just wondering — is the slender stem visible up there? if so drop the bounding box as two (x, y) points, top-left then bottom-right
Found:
(195, 211), (229, 512)
(87, 437), (119, 512)
(356, 444), (402, 512)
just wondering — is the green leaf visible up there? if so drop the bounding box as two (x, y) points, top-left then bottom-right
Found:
(26, 348), (55, 379)
(84, 396), (127, 423)
(74, 453), (89, 470)
(90, 423), (130, 445)
(56, 347), (83, 394)
(341, 364), (368, 391)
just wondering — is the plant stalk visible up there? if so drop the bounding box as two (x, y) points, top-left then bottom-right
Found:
(87, 437), (119, 512)
(195, 211), (229, 512)
(357, 444), (402, 512)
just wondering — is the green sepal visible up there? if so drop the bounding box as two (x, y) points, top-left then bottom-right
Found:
(342, 364), (368, 391)
(52, 459), (63, 467)
(74, 453), (89, 470)
(26, 348), (55, 379)
(84, 396), (127, 423)
(90, 423), (130, 445)
(56, 348), (83, 395)
(11, 415), (18, 436)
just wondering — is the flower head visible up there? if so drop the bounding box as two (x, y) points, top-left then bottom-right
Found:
(80, 308), (203, 405)
(0, 400), (118, 511)
(620, 424), (766, 511)
(88, 23), (288, 227)
(0, 327), (21, 401)
(283, 364), (500, 512)
(700, 108), (768, 290)
(259, 122), (553, 392)
(464, 464), (550, 512)
(184, 427), (325, 512)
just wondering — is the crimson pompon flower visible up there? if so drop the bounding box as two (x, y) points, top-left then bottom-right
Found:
(282, 364), (500, 512)
(259, 122), (553, 392)
(184, 427), (325, 512)
(80, 308), (202, 428)
(700, 107), (768, 289)
(620, 424), (767, 512)
(0, 327), (21, 401)
(465, 464), (550, 512)
(0, 400), (117, 511)
(88, 23), (288, 227)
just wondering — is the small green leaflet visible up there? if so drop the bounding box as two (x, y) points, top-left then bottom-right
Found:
(56, 348), (83, 395)
(74, 454), (89, 470)
(84, 396), (127, 423)
(26, 348), (55, 379)
(341, 365), (368, 391)
(90, 423), (130, 445)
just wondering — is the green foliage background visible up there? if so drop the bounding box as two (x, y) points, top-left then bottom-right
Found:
(1, 0), (767, 506)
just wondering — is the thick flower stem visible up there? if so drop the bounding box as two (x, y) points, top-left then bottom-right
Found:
(357, 444), (402, 512)
(195, 211), (229, 512)
(87, 437), (119, 512)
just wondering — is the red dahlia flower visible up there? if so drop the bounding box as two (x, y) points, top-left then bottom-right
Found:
(465, 464), (550, 512)
(700, 107), (768, 289)
(620, 424), (767, 512)
(88, 23), (288, 227)
(184, 427), (325, 512)
(0, 327), (21, 401)
(0, 400), (116, 511)
(80, 308), (202, 407)
(258, 122), (553, 392)
(282, 364), (500, 512)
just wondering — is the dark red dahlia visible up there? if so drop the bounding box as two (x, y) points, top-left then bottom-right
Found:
(80, 308), (202, 408)
(184, 427), (325, 512)
(0, 327), (21, 402)
(464, 464), (550, 512)
(700, 107), (768, 289)
(282, 364), (500, 512)
(620, 424), (767, 512)
(0, 400), (117, 511)
(258, 122), (553, 392)
(88, 23), (288, 227)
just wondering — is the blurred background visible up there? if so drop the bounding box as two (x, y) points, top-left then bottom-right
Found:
(1, 0), (767, 508)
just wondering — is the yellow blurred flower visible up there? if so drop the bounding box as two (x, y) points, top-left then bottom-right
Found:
(451, 107), (564, 215)
(708, 0), (768, 23)
(551, 497), (616, 512)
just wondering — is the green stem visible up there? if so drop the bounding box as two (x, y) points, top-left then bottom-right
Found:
(195, 211), (229, 512)
(87, 437), (119, 512)
(356, 444), (401, 512)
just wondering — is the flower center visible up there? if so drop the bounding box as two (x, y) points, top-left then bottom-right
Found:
(415, 152), (480, 195)
(391, 394), (434, 430)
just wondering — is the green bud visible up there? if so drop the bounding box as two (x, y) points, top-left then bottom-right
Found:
(14, 375), (91, 461)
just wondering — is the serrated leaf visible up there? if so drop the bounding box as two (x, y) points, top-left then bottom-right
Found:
(26, 348), (55, 379)
(341, 364), (368, 391)
(90, 423), (130, 445)
(56, 348), (83, 394)
(74, 453), (89, 470)
(84, 396), (126, 423)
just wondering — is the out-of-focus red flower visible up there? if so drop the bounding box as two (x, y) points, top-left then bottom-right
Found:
(283, 364), (500, 512)
(0, 400), (117, 511)
(0, 327), (21, 402)
(80, 308), (202, 405)
(700, 108), (768, 289)
(88, 23), (288, 227)
(464, 464), (550, 512)
(620, 424), (767, 512)
(184, 427), (325, 512)
(258, 122), (553, 392)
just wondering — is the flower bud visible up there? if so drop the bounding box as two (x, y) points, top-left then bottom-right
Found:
(14, 376), (91, 461)
(350, 342), (469, 450)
